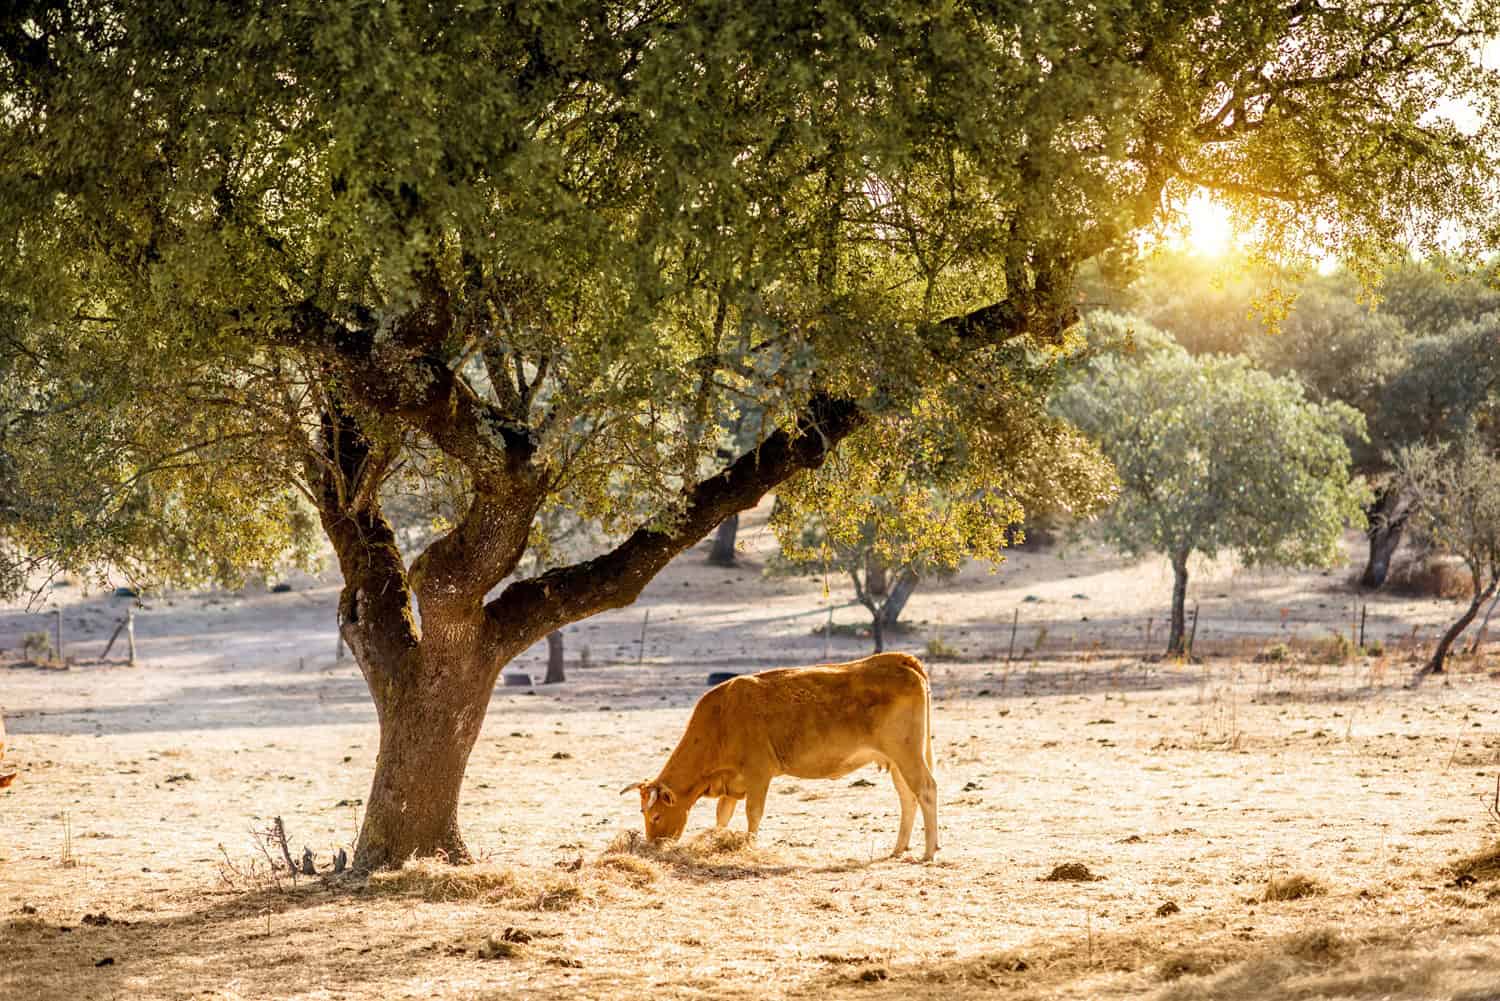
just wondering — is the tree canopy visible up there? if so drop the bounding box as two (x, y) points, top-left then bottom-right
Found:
(2, 1), (1496, 868)
(1056, 320), (1369, 653)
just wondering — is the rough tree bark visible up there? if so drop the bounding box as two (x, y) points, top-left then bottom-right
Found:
(544, 630), (565, 685)
(707, 514), (739, 566)
(1360, 486), (1411, 589)
(866, 556), (889, 598)
(1166, 549), (1191, 656)
(878, 570), (921, 633)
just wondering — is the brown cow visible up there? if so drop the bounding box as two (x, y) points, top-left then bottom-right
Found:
(623, 652), (938, 859)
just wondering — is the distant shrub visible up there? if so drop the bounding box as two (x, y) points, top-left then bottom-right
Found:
(1387, 554), (1472, 600)
(21, 632), (52, 662)
(1362, 639), (1385, 657)
(1255, 642), (1292, 663)
(924, 634), (961, 661)
(1316, 632), (1356, 665)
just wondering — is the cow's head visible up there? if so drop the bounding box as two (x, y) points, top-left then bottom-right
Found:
(620, 780), (688, 841)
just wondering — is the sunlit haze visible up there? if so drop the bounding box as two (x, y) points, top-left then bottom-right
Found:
(1175, 192), (1235, 257)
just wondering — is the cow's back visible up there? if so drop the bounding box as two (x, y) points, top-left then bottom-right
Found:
(717, 653), (930, 778)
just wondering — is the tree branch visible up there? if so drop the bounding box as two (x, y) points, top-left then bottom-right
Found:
(483, 393), (866, 653)
(282, 300), (535, 485)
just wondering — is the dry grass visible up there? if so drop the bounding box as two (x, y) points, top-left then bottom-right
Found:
(366, 857), (589, 911)
(1261, 872), (1324, 901)
(1388, 554), (1473, 600)
(1451, 843), (1500, 884)
(598, 827), (788, 879)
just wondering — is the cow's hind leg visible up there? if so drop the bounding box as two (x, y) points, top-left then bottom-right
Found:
(716, 796), (738, 828)
(890, 766), (918, 856)
(893, 752), (939, 861)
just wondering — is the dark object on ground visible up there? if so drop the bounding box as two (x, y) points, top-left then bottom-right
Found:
(1043, 862), (1103, 882)
(706, 671), (740, 686)
(271, 582), (293, 593)
(503, 673), (533, 687)
(1156, 901), (1181, 917)
(112, 587), (138, 598)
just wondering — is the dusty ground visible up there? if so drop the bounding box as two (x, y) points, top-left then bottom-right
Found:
(4, 505), (1500, 1000)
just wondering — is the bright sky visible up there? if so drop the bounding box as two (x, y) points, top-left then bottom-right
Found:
(1168, 37), (1498, 261)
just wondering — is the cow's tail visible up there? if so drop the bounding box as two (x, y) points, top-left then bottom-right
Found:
(923, 669), (935, 772)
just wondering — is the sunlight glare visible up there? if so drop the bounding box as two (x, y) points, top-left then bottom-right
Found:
(1178, 192), (1234, 257)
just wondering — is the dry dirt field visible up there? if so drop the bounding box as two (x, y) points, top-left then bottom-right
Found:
(4, 506), (1500, 1001)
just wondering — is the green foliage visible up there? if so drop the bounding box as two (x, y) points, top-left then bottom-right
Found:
(1055, 326), (1370, 570)
(20, 631), (51, 662)
(0, 1), (1495, 600)
(772, 359), (1116, 580)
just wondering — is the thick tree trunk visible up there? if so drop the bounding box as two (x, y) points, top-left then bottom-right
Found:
(870, 608), (885, 653)
(544, 630), (565, 684)
(354, 653), (490, 871)
(866, 557), (889, 598)
(1360, 487), (1410, 589)
(707, 514), (738, 566)
(1418, 579), (1496, 682)
(1166, 551), (1190, 656)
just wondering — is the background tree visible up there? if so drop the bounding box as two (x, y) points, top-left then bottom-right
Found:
(1056, 324), (1370, 654)
(2, 2), (1495, 870)
(773, 362), (1116, 652)
(1394, 434), (1500, 681)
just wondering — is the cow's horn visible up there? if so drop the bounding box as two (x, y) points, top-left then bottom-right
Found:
(620, 781), (645, 795)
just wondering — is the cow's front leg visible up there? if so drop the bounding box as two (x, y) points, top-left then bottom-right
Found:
(744, 776), (772, 836)
(716, 796), (738, 828)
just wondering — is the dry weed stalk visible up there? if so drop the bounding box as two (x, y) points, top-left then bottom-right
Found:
(59, 812), (76, 869)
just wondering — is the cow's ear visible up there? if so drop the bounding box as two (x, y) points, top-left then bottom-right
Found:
(657, 785), (678, 807)
(620, 781), (645, 795)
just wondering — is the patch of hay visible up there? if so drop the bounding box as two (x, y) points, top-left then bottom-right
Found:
(599, 827), (783, 877)
(366, 858), (587, 911)
(593, 852), (659, 886)
(1157, 947), (1233, 981)
(367, 859), (524, 902)
(1279, 926), (1345, 963)
(1451, 843), (1500, 884)
(1261, 873), (1323, 901)
(476, 935), (520, 960)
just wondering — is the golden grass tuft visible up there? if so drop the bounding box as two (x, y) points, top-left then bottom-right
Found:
(593, 852), (659, 886)
(1261, 872), (1323, 901)
(1451, 842), (1500, 884)
(1157, 946), (1234, 981)
(1279, 926), (1345, 963)
(599, 827), (784, 877)
(366, 858), (587, 911)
